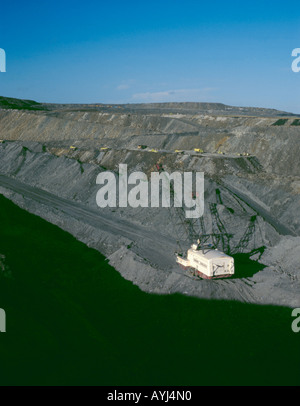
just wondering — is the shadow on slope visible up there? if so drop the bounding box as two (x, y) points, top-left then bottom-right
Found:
(0, 195), (299, 386)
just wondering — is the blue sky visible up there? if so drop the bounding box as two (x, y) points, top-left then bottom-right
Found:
(0, 0), (300, 113)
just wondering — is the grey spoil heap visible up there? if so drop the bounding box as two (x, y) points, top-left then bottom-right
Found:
(0, 98), (299, 307)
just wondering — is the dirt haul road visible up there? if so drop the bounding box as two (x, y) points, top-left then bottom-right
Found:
(0, 174), (177, 270)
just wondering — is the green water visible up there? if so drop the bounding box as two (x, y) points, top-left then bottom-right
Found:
(0, 195), (299, 386)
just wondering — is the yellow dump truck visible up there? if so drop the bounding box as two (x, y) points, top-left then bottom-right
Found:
(149, 149), (158, 153)
(70, 146), (77, 150)
(194, 148), (203, 153)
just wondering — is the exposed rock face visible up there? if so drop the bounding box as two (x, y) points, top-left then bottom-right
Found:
(0, 101), (299, 307)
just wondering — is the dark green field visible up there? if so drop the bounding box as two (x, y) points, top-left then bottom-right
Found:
(0, 195), (299, 386)
(0, 96), (47, 111)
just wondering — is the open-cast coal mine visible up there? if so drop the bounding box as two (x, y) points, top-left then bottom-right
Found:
(0, 97), (299, 307)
